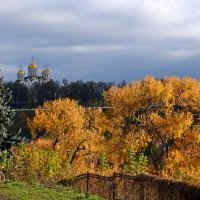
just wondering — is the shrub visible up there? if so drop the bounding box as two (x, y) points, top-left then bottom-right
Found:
(123, 148), (148, 175)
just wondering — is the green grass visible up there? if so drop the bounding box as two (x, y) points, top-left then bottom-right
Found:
(0, 181), (103, 200)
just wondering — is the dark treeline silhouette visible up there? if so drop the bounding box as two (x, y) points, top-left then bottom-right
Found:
(4, 79), (126, 108)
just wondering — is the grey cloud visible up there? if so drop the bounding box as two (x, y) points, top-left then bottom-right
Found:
(0, 0), (200, 82)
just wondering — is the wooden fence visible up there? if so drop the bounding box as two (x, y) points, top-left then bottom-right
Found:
(58, 172), (200, 200)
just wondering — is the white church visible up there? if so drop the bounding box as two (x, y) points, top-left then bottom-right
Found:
(17, 57), (51, 87)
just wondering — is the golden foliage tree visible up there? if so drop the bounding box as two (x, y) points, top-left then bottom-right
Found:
(103, 76), (200, 175)
(28, 98), (99, 173)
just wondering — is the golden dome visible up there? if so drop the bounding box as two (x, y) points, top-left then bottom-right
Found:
(17, 69), (25, 74)
(42, 69), (49, 74)
(28, 63), (38, 69)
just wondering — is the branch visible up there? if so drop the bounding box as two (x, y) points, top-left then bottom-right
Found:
(70, 139), (87, 164)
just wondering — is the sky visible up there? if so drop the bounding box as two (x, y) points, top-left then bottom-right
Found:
(0, 0), (200, 83)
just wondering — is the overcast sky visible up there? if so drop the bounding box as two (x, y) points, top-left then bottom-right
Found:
(0, 0), (200, 83)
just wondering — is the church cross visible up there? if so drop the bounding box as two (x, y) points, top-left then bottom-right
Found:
(31, 56), (35, 63)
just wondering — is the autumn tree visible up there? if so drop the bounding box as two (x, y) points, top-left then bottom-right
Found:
(103, 76), (200, 174)
(28, 98), (100, 173)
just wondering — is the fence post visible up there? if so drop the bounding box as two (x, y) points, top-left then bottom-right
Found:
(86, 172), (90, 198)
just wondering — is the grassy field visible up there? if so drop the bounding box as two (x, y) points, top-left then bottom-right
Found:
(0, 181), (103, 200)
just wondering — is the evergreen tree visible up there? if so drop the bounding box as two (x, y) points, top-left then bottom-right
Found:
(0, 77), (21, 156)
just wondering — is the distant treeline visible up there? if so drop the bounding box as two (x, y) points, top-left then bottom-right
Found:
(4, 79), (126, 108)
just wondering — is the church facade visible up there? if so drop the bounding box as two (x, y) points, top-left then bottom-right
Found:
(17, 58), (51, 87)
